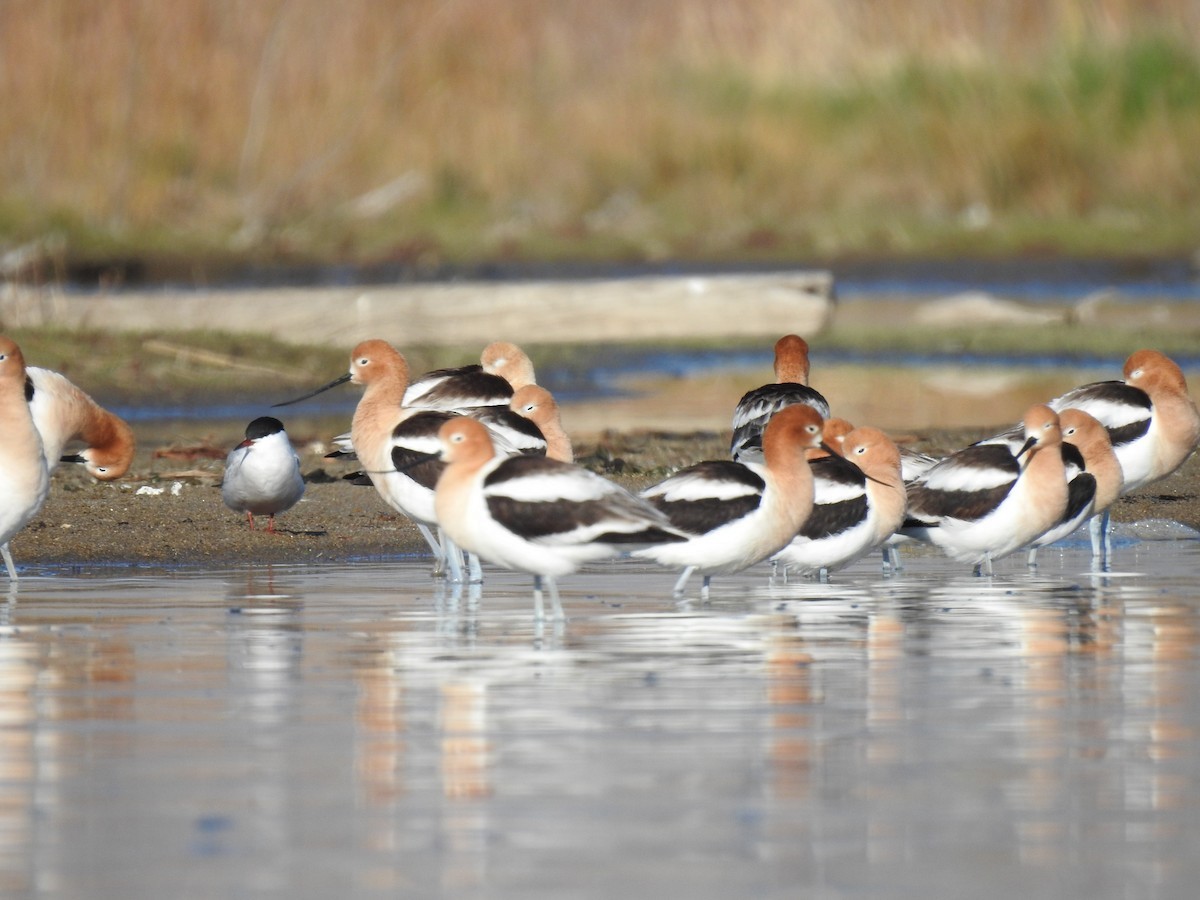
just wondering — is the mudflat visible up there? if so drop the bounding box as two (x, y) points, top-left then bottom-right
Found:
(12, 426), (1200, 572)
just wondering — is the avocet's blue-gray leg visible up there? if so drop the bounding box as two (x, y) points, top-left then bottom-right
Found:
(416, 523), (447, 575)
(547, 577), (564, 620)
(440, 532), (466, 583)
(672, 566), (696, 597)
(1089, 511), (1111, 568)
(533, 575), (546, 621)
(467, 552), (484, 584)
(532, 575), (565, 621)
(1, 544), (16, 581)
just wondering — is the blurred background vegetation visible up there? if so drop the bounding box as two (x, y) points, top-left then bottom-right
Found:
(3, 0), (1199, 279)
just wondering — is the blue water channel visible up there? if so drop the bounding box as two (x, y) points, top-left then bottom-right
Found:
(103, 258), (1200, 425)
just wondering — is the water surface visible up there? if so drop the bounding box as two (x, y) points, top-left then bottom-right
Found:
(4, 539), (1200, 897)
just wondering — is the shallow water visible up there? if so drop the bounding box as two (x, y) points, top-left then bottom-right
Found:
(4, 538), (1200, 898)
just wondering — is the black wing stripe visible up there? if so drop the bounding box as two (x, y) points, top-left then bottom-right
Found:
(798, 496), (869, 541)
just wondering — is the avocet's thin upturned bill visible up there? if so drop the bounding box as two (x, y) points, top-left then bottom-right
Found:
(27, 366), (136, 481)
(636, 404), (827, 597)
(429, 416), (686, 620)
(731, 334), (831, 463)
(902, 404), (1069, 576)
(0, 337), (50, 581)
(221, 417), (305, 534)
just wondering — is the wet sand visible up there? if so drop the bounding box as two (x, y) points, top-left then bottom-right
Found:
(13, 425), (1200, 570)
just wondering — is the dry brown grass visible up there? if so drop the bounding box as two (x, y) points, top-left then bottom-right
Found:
(2, 0), (1199, 267)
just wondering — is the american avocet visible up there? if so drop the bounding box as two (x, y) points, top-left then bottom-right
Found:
(986, 350), (1198, 559)
(0, 337), (50, 581)
(275, 339), (473, 580)
(986, 350), (1199, 494)
(429, 416), (686, 620)
(731, 334), (831, 463)
(636, 404), (826, 597)
(388, 397), (570, 582)
(329, 341), (544, 463)
(221, 417), (305, 534)
(1025, 408), (1124, 566)
(1049, 350), (1199, 493)
(464, 386), (567, 460)
(451, 384), (572, 463)
(460, 406), (543, 457)
(326, 384), (560, 479)
(508, 385), (573, 463)
(902, 404), (1068, 576)
(408, 383), (567, 463)
(875, 444), (942, 570)
(482, 340), (536, 386)
(899, 447), (941, 483)
(27, 366), (136, 481)
(773, 425), (907, 581)
(404, 341), (536, 410)
(806, 417), (854, 459)
(812, 417), (909, 571)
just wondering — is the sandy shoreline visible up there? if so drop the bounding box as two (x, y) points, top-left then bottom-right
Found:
(10, 425), (1200, 574)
